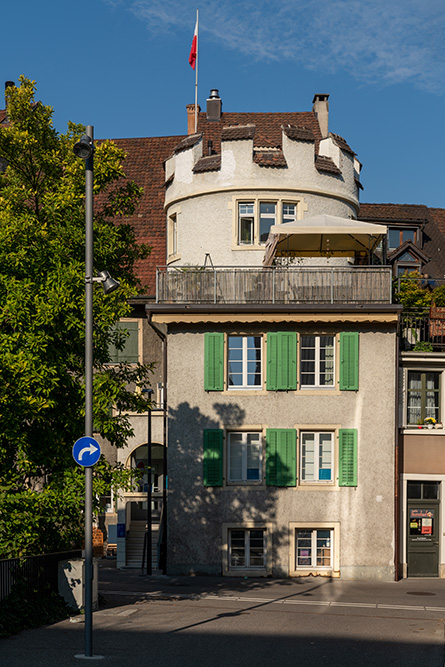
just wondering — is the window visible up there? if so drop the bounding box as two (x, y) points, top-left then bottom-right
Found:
(228, 336), (262, 389)
(300, 432), (333, 483)
(167, 212), (178, 258)
(407, 481), (439, 500)
(204, 428), (356, 488)
(259, 202), (276, 242)
(388, 227), (416, 250)
(228, 432), (262, 482)
(238, 203), (255, 245)
(296, 529), (333, 569)
(407, 371), (440, 425)
(235, 199), (300, 247)
(282, 202), (296, 224)
(204, 331), (358, 393)
(108, 321), (139, 363)
(300, 335), (335, 388)
(229, 528), (265, 570)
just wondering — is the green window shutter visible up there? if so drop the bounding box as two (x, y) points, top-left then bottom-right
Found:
(109, 322), (139, 363)
(266, 332), (297, 390)
(339, 429), (358, 486)
(203, 429), (223, 486)
(266, 429), (296, 486)
(339, 332), (359, 391)
(204, 333), (224, 391)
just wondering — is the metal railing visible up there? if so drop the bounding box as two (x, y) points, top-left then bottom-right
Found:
(400, 310), (445, 351)
(0, 550), (81, 605)
(156, 265), (393, 305)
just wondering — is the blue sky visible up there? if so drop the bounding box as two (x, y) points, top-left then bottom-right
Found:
(3, 0), (445, 207)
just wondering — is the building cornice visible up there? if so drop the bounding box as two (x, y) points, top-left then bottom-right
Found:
(165, 184), (359, 214)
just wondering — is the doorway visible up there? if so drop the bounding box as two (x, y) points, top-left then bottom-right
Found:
(407, 481), (440, 577)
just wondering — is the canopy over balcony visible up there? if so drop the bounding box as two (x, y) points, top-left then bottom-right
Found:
(263, 214), (386, 266)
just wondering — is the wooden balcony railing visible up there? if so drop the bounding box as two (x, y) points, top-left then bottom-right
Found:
(156, 266), (393, 305)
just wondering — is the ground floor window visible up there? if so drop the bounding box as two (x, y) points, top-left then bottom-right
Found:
(295, 528), (334, 570)
(229, 528), (265, 569)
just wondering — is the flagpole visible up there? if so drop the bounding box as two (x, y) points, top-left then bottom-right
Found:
(194, 8), (199, 133)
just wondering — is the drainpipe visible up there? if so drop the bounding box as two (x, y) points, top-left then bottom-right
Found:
(394, 312), (401, 580)
(146, 309), (168, 575)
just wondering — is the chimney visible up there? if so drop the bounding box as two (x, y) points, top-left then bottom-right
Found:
(312, 94), (329, 138)
(4, 80), (14, 109)
(206, 89), (222, 122)
(186, 103), (201, 135)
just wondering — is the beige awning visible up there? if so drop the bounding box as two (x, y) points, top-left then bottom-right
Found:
(263, 214), (386, 266)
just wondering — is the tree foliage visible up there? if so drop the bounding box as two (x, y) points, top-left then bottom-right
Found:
(392, 271), (433, 312)
(0, 77), (151, 558)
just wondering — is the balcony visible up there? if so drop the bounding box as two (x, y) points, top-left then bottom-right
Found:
(156, 266), (393, 305)
(401, 309), (445, 352)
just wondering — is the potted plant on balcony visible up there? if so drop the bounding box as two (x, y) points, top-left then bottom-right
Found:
(424, 417), (437, 429)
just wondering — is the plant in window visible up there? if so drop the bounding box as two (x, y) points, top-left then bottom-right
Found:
(413, 341), (433, 352)
(424, 417), (437, 425)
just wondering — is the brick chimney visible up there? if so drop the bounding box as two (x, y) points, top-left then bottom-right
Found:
(186, 104), (201, 135)
(312, 94), (329, 138)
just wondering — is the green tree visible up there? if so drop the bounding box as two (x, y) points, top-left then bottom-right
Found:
(392, 271), (432, 313)
(0, 77), (152, 558)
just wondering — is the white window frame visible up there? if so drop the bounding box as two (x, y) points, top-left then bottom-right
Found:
(227, 335), (262, 390)
(406, 369), (441, 426)
(282, 202), (297, 224)
(233, 197), (302, 248)
(238, 202), (255, 245)
(222, 522), (273, 576)
(295, 528), (333, 569)
(227, 431), (263, 483)
(300, 335), (335, 389)
(289, 522), (340, 577)
(300, 431), (334, 484)
(167, 209), (181, 262)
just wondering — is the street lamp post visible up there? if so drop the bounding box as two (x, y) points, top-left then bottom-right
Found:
(73, 127), (118, 660)
(80, 126), (94, 659)
(142, 388), (153, 576)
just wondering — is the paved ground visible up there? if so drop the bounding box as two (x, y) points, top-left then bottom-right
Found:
(2, 562), (445, 665)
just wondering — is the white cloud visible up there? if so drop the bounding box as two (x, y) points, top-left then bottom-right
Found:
(121, 0), (445, 93)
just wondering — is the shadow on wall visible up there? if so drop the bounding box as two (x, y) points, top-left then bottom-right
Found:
(167, 401), (291, 576)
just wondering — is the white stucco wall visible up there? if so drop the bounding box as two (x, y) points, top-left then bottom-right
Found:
(165, 131), (359, 268)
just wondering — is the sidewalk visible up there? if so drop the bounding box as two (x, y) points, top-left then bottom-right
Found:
(98, 559), (445, 609)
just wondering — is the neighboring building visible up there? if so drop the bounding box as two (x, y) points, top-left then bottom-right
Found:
(360, 203), (445, 578)
(359, 203), (445, 280)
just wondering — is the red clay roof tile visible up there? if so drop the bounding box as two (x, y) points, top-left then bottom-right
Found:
(221, 125), (256, 141)
(315, 155), (341, 175)
(253, 150), (287, 168)
(282, 125), (315, 142)
(192, 154), (222, 173)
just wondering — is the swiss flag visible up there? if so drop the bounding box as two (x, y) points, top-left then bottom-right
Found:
(189, 21), (197, 69)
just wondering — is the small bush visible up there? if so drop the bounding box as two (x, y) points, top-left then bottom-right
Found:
(432, 284), (445, 307)
(0, 579), (71, 638)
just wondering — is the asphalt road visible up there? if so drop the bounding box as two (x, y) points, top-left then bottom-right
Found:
(2, 590), (445, 666)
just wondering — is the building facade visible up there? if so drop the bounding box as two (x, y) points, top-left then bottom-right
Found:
(144, 92), (400, 580)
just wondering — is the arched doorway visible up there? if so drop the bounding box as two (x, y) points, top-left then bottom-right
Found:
(122, 443), (166, 568)
(129, 443), (165, 498)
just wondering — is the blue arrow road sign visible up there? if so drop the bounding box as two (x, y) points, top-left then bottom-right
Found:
(73, 436), (101, 467)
